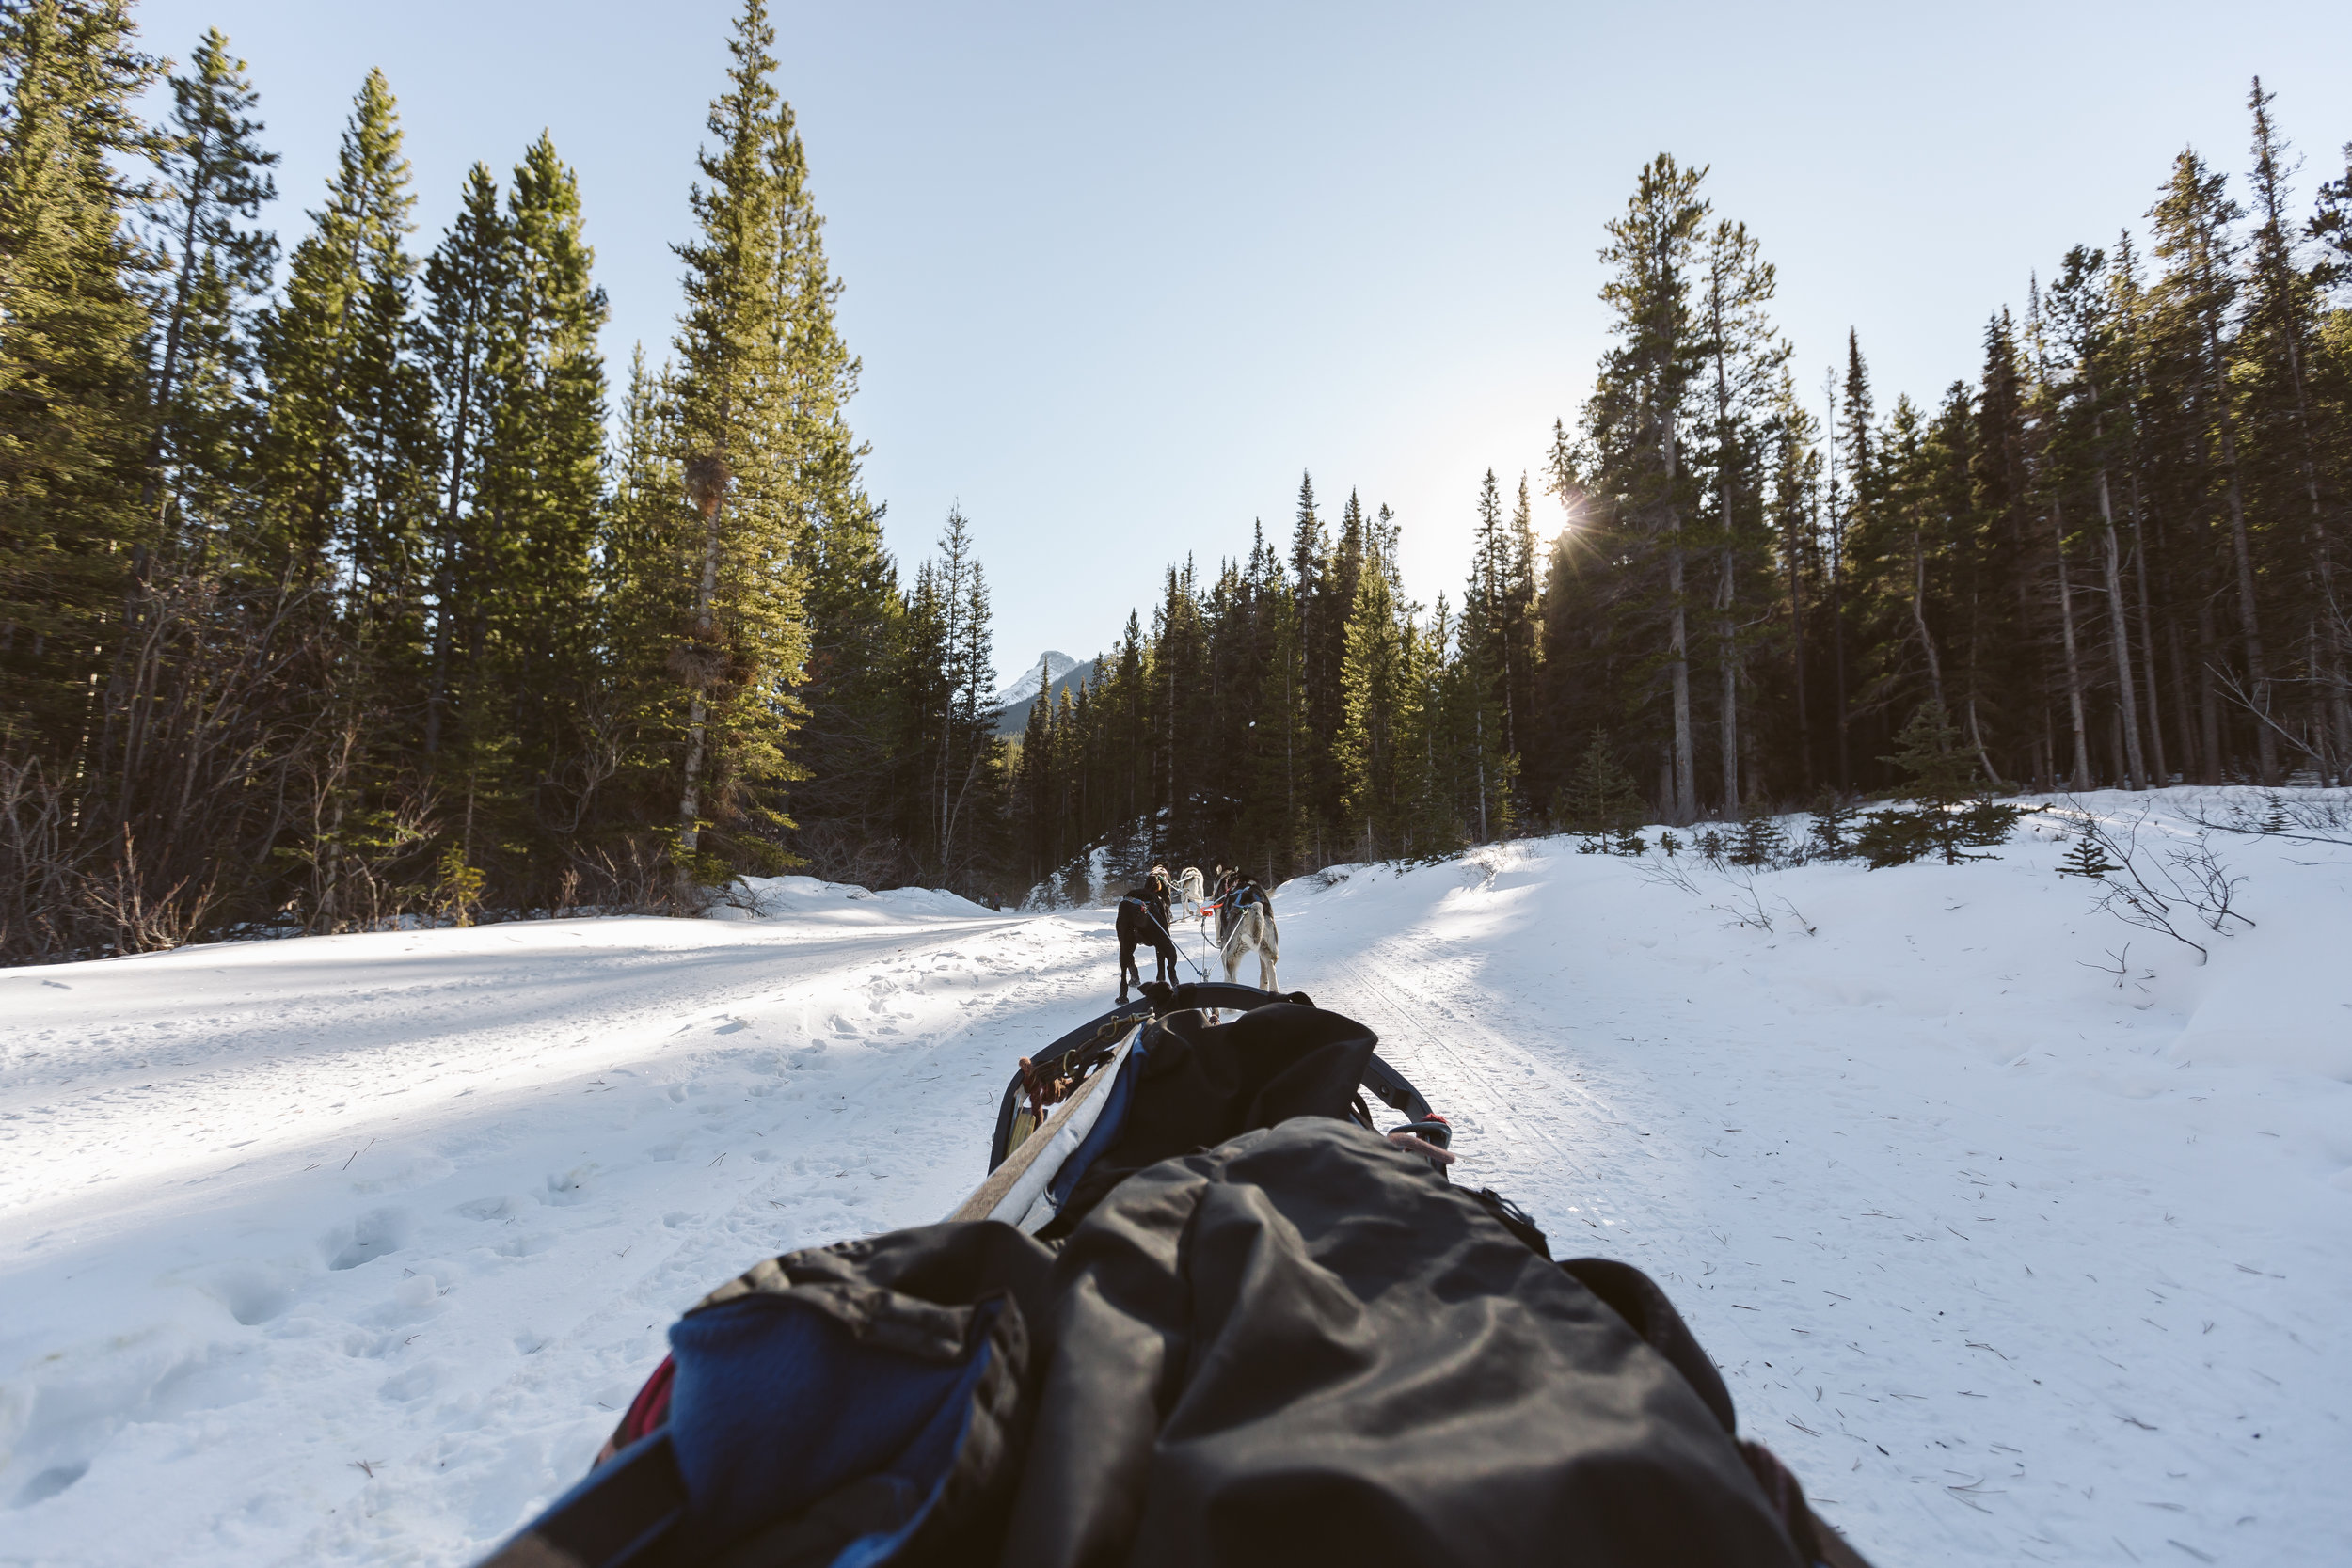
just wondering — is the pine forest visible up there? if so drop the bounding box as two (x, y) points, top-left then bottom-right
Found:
(6, 0), (2351, 962)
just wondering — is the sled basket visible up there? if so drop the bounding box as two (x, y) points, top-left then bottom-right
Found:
(968, 981), (1446, 1238)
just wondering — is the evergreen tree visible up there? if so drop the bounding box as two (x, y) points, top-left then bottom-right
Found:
(419, 132), (611, 887)
(417, 160), (513, 768)
(2150, 148), (2275, 784)
(1854, 699), (2022, 866)
(2057, 831), (2120, 879)
(1502, 473), (1541, 804)
(1581, 154), (1710, 822)
(2106, 227), (2176, 786)
(1457, 469), (1518, 838)
(667, 0), (822, 877)
(262, 69), (431, 606)
(1558, 731), (1645, 849)
(1766, 370), (1823, 794)
(1336, 532), (1412, 859)
(2238, 79), (2350, 771)
(1729, 800), (1786, 868)
(2046, 245), (2149, 789)
(1698, 217), (1786, 815)
(144, 27), (278, 560)
(946, 540), (1002, 882)
(791, 472), (901, 875)
(499, 130), (612, 789)
(0, 0), (164, 754)
(597, 344), (689, 825)
(767, 70), (888, 871)
(1830, 329), (1876, 786)
(1011, 658), (1055, 890)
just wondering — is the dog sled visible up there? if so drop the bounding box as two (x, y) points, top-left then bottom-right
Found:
(477, 982), (1870, 1568)
(981, 979), (1449, 1206)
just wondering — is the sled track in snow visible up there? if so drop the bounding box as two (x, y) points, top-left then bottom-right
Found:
(1308, 928), (1692, 1251)
(1313, 940), (1664, 1185)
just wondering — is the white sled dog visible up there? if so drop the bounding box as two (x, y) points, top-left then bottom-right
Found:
(1175, 866), (1209, 927)
(1221, 895), (1279, 992)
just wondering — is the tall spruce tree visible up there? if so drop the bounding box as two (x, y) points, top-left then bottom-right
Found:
(1698, 217), (1786, 813)
(262, 68), (431, 613)
(2240, 80), (2350, 772)
(144, 28), (277, 559)
(418, 161), (513, 768)
(1502, 473), (1540, 803)
(1458, 469), (1517, 835)
(472, 133), (609, 878)
(1336, 533), (1412, 858)
(2024, 275), (2096, 790)
(598, 344), (687, 818)
(2048, 245), (2149, 788)
(0, 0), (163, 754)
(2151, 149), (2276, 784)
(667, 0), (824, 876)
(1832, 331), (1878, 787)
(1583, 154), (1709, 822)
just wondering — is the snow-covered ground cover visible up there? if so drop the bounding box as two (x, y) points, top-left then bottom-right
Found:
(3, 790), (2346, 1565)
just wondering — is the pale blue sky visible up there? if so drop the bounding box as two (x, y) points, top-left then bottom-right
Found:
(129, 1), (2352, 678)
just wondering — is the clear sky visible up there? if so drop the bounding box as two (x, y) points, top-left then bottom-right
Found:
(127, 0), (2352, 681)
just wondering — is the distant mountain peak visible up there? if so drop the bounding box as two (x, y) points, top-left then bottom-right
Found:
(992, 650), (1080, 710)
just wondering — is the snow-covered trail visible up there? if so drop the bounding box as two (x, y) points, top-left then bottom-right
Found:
(4, 794), (2347, 1566)
(0, 884), (1130, 1566)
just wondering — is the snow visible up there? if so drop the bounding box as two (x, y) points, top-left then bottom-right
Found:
(4, 788), (2347, 1565)
(988, 648), (1079, 711)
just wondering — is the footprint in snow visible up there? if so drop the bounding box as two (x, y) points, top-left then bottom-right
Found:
(322, 1207), (415, 1271)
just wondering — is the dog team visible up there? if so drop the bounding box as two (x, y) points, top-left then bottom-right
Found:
(1114, 863), (1279, 1002)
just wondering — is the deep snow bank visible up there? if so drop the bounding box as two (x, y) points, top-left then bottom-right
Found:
(2, 793), (2346, 1566)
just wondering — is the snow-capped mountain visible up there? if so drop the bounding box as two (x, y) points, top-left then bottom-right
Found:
(993, 650), (1094, 735)
(991, 650), (1082, 710)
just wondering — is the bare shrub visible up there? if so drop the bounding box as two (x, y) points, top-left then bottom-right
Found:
(2061, 799), (2256, 963)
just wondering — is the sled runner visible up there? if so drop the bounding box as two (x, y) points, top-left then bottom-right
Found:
(476, 986), (1871, 1568)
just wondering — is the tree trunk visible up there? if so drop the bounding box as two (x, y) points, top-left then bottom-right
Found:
(1662, 420), (1694, 823)
(1666, 531), (1693, 822)
(1717, 546), (1738, 815)
(2094, 469), (2146, 788)
(426, 309), (482, 760)
(2127, 475), (2170, 784)
(1787, 515), (1813, 794)
(678, 457), (725, 861)
(1474, 703), (1488, 840)
(1965, 696), (2004, 790)
(1710, 326), (1739, 816)
(1828, 489), (1851, 788)
(1909, 531), (1945, 710)
(142, 124), (215, 527)
(2275, 291), (2352, 778)
(2195, 597), (2224, 780)
(2050, 502), (2091, 789)
(2202, 311), (2277, 784)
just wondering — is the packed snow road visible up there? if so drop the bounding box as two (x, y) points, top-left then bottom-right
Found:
(4, 790), (2347, 1566)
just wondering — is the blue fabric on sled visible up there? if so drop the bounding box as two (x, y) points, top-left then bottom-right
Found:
(484, 1426), (684, 1568)
(664, 1294), (999, 1567)
(1047, 1040), (1147, 1212)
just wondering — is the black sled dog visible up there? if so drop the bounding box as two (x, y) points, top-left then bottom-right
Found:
(1113, 869), (1179, 1003)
